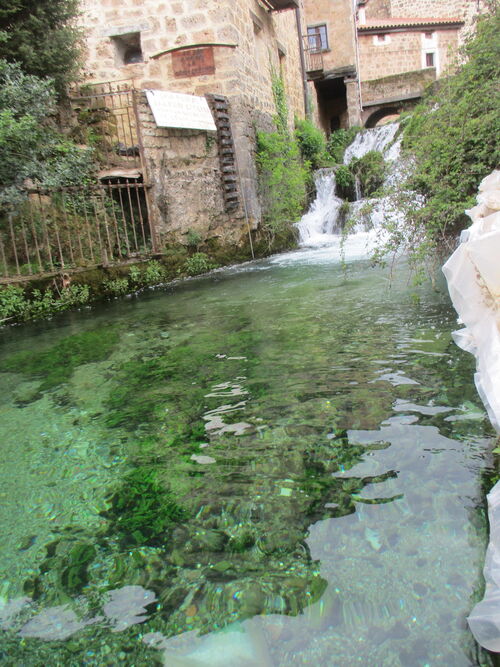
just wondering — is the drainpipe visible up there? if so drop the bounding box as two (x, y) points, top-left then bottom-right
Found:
(352, 0), (363, 123)
(295, 5), (311, 119)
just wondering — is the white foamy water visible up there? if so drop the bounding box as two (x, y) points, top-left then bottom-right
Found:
(295, 169), (343, 246)
(344, 123), (400, 164)
(295, 123), (402, 260)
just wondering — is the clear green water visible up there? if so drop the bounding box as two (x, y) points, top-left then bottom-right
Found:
(0, 248), (496, 666)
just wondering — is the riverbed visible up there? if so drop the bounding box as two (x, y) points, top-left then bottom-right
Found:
(0, 245), (496, 665)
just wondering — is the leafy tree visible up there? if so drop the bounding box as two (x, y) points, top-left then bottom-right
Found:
(0, 60), (94, 210)
(0, 0), (81, 96)
(401, 5), (500, 248)
(295, 117), (328, 169)
(256, 74), (308, 246)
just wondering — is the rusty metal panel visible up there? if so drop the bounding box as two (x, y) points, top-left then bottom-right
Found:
(172, 46), (215, 78)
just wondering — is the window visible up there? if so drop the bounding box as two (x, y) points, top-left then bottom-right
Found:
(426, 52), (435, 67)
(111, 32), (143, 66)
(373, 33), (390, 45)
(425, 31), (433, 40)
(307, 25), (328, 52)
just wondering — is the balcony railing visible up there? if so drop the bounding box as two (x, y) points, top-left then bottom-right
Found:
(303, 34), (324, 78)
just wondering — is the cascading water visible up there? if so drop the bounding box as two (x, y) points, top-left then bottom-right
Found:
(295, 169), (343, 246)
(296, 123), (403, 260)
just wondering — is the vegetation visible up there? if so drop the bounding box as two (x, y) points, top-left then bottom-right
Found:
(294, 117), (329, 170)
(256, 74), (308, 245)
(350, 150), (386, 198)
(327, 126), (361, 163)
(103, 467), (188, 547)
(3, 327), (119, 391)
(398, 6), (500, 257)
(0, 0), (82, 96)
(184, 252), (218, 276)
(0, 61), (95, 210)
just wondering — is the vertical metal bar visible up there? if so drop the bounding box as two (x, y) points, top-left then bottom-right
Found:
(70, 190), (86, 264)
(61, 190), (75, 266)
(118, 184), (138, 252)
(132, 89), (149, 181)
(99, 187), (114, 261)
(132, 89), (154, 249)
(92, 192), (106, 264)
(50, 195), (65, 269)
(8, 214), (21, 275)
(106, 182), (123, 258)
(82, 191), (95, 264)
(20, 216), (32, 275)
(134, 182), (151, 252)
(113, 183), (131, 255)
(28, 197), (43, 273)
(0, 234), (9, 278)
(126, 180), (145, 249)
(38, 191), (54, 272)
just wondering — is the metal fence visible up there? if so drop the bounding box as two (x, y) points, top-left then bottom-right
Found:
(0, 80), (159, 283)
(70, 80), (148, 178)
(0, 181), (155, 282)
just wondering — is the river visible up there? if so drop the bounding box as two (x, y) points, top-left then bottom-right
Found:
(0, 128), (497, 665)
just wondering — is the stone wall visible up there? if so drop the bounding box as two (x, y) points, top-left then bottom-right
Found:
(79, 0), (308, 240)
(358, 28), (459, 81)
(361, 67), (436, 104)
(80, 0), (305, 123)
(137, 93), (247, 246)
(303, 0), (357, 72)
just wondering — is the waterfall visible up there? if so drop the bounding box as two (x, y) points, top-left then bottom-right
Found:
(295, 168), (343, 246)
(343, 123), (400, 165)
(296, 123), (402, 255)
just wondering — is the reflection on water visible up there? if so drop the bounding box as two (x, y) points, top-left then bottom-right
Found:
(0, 253), (496, 665)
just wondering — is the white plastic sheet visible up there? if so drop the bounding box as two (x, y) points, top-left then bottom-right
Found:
(468, 482), (500, 651)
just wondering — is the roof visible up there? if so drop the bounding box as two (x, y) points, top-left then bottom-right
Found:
(358, 17), (464, 32)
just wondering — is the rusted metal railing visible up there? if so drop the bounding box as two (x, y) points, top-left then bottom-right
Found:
(0, 181), (153, 282)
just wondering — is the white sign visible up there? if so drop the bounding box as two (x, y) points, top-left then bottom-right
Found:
(145, 89), (217, 132)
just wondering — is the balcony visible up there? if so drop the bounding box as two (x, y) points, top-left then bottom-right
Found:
(260, 0), (299, 11)
(303, 35), (324, 79)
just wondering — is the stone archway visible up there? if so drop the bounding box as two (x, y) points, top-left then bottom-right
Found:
(364, 105), (400, 128)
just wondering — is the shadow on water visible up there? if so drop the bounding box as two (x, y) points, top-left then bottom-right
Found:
(0, 254), (497, 665)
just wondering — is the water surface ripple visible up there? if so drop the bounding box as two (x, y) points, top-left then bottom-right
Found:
(0, 251), (496, 666)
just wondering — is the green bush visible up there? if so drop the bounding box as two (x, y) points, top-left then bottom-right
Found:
(0, 0), (82, 97)
(184, 252), (217, 276)
(0, 61), (95, 211)
(327, 126), (361, 163)
(143, 260), (166, 284)
(350, 150), (386, 198)
(295, 117), (328, 169)
(256, 74), (308, 245)
(400, 6), (500, 250)
(335, 164), (355, 200)
(103, 278), (129, 297)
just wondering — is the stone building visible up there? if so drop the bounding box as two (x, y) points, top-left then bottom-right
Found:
(77, 0), (309, 245)
(301, 0), (488, 130)
(302, 0), (361, 132)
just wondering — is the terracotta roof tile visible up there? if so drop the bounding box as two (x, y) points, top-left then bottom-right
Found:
(358, 17), (463, 30)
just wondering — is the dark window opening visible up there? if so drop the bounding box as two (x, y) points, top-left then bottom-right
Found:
(425, 31), (434, 39)
(307, 24), (328, 52)
(426, 52), (435, 67)
(111, 32), (143, 66)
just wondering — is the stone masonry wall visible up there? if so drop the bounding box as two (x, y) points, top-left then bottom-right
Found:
(358, 28), (459, 81)
(361, 67), (436, 104)
(303, 0), (357, 72)
(80, 0), (305, 124)
(79, 0), (307, 237)
(137, 93), (247, 246)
